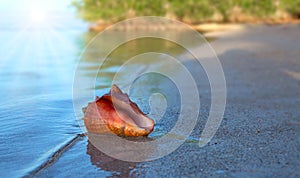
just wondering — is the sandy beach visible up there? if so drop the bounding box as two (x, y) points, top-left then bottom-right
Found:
(1, 1), (300, 176)
(32, 24), (300, 177)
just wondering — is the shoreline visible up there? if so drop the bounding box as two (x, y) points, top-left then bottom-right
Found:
(37, 23), (300, 177)
(88, 18), (300, 33)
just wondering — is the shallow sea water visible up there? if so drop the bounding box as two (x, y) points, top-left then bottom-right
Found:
(0, 5), (210, 176)
(0, 10), (87, 177)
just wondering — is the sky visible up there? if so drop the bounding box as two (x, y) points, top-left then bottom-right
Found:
(0, 0), (74, 12)
(0, 0), (85, 83)
(0, 0), (84, 29)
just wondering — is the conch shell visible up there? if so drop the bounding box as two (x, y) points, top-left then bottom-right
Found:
(84, 84), (155, 137)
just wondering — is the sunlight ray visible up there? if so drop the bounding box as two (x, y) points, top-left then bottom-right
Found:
(0, 23), (32, 69)
(46, 26), (78, 52)
(3, 23), (32, 50)
(0, 32), (32, 70)
(48, 18), (76, 31)
(43, 29), (68, 84)
(10, 33), (34, 87)
(13, 33), (33, 72)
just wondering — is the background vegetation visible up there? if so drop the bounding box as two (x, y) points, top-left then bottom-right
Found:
(72, 0), (300, 23)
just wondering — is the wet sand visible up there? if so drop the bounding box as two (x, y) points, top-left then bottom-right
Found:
(130, 23), (300, 177)
(38, 24), (300, 177)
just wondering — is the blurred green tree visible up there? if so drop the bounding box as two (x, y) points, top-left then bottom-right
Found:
(72, 0), (300, 23)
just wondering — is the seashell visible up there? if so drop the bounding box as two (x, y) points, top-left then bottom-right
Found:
(83, 84), (155, 137)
